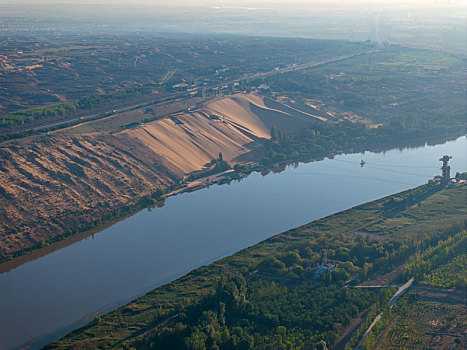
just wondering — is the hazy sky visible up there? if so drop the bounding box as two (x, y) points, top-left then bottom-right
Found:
(2, 0), (464, 53)
(2, 0), (466, 6)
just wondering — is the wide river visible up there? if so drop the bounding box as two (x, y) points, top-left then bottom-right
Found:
(0, 136), (465, 349)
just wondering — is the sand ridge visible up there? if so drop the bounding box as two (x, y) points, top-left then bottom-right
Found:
(206, 93), (293, 136)
(119, 95), (271, 175)
(0, 93), (319, 259)
(118, 93), (318, 176)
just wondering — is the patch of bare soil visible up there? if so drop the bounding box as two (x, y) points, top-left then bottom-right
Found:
(411, 286), (467, 306)
(362, 265), (405, 286)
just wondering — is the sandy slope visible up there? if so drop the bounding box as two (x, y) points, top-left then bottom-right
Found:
(119, 110), (261, 175)
(119, 93), (317, 176)
(119, 93), (280, 176)
(206, 93), (291, 136)
(0, 93), (318, 259)
(0, 134), (173, 259)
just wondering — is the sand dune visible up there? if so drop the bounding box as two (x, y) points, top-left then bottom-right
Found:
(120, 106), (267, 175)
(208, 93), (316, 133)
(0, 93), (321, 259)
(119, 93), (319, 176)
(119, 93), (320, 176)
(206, 94), (283, 137)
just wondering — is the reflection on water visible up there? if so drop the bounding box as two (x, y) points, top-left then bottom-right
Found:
(0, 136), (465, 350)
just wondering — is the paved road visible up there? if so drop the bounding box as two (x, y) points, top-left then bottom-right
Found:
(355, 277), (414, 350)
(232, 50), (374, 83)
(3, 49), (374, 139)
(390, 277), (414, 307)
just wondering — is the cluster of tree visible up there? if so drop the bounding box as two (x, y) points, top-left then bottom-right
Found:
(359, 304), (392, 350)
(402, 227), (467, 288)
(188, 153), (231, 181)
(138, 187), (166, 207)
(0, 87), (153, 128)
(139, 224), (426, 349)
(255, 232), (414, 286)
(262, 119), (463, 166)
(233, 163), (252, 173)
(422, 253), (467, 289)
(1, 102), (78, 127)
(344, 291), (392, 350)
(141, 275), (385, 350)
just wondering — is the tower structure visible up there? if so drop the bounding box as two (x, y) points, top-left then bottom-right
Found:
(439, 155), (452, 186)
(323, 248), (328, 265)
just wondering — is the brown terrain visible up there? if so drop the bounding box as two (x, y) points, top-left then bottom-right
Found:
(0, 93), (319, 261)
(373, 297), (466, 350)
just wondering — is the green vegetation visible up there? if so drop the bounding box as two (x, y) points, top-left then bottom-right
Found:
(262, 120), (463, 165)
(0, 88), (155, 128)
(188, 153), (231, 181)
(1, 102), (77, 127)
(422, 253), (467, 289)
(147, 277), (387, 350)
(344, 299), (392, 350)
(372, 295), (466, 349)
(403, 229), (467, 289)
(2, 75), (151, 130)
(45, 183), (467, 349)
(259, 47), (465, 127)
(233, 163), (252, 173)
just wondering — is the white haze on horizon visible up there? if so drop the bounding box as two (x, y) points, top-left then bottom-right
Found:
(2, 0), (466, 8)
(2, 0), (465, 53)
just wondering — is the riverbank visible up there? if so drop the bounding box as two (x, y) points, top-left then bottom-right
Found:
(44, 179), (466, 349)
(1, 86), (464, 264)
(1, 136), (464, 350)
(1, 132), (463, 270)
(0, 92), (295, 262)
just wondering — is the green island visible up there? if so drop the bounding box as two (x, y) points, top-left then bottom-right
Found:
(45, 179), (466, 350)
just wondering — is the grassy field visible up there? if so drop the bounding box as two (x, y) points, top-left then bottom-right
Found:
(45, 183), (466, 349)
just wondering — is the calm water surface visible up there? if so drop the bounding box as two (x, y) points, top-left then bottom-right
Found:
(0, 136), (466, 349)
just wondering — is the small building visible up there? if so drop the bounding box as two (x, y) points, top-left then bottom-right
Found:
(313, 249), (336, 279)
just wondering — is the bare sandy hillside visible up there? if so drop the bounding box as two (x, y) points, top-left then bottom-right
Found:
(120, 94), (281, 175)
(117, 93), (320, 176)
(0, 93), (318, 260)
(207, 94), (315, 133)
(0, 134), (175, 259)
